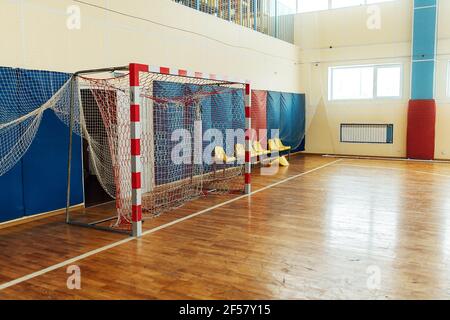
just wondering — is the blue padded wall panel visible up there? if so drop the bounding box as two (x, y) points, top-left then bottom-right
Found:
(0, 67), (19, 120)
(0, 67), (84, 219)
(414, 0), (436, 9)
(411, 60), (435, 100)
(292, 93), (306, 152)
(280, 92), (293, 145)
(281, 93), (306, 152)
(232, 89), (245, 132)
(200, 86), (243, 171)
(0, 67), (25, 222)
(300, 94), (306, 151)
(211, 91), (233, 138)
(267, 91), (281, 138)
(412, 6), (437, 61)
(22, 109), (83, 216)
(411, 0), (437, 100)
(267, 91), (306, 152)
(0, 164), (25, 222)
(153, 81), (186, 184)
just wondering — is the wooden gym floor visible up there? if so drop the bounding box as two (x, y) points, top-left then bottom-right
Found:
(2, 154), (450, 299)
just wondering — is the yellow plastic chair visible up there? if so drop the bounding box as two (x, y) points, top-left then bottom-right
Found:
(270, 156), (290, 167)
(253, 141), (270, 155)
(275, 138), (291, 151)
(236, 143), (258, 158)
(268, 139), (279, 152)
(235, 143), (245, 160)
(214, 146), (236, 164)
(278, 156), (290, 166)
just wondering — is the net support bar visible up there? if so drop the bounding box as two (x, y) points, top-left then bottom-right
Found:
(65, 76), (76, 224)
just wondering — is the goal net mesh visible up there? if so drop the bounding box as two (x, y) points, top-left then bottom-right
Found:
(76, 71), (246, 228)
(0, 69), (73, 177)
(0, 69), (246, 230)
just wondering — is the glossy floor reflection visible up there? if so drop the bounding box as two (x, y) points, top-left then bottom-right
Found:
(2, 155), (450, 299)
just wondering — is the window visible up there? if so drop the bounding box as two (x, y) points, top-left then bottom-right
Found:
(298, 0), (328, 13)
(329, 64), (402, 100)
(298, 0), (395, 13)
(376, 65), (402, 97)
(332, 0), (364, 9)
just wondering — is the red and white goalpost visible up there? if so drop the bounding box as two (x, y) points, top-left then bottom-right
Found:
(129, 63), (148, 237)
(66, 63), (252, 237)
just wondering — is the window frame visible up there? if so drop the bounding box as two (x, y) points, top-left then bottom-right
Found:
(328, 63), (404, 101)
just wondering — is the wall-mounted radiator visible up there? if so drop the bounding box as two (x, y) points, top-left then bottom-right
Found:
(340, 124), (394, 144)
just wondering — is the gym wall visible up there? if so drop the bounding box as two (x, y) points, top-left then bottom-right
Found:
(0, 0), (305, 223)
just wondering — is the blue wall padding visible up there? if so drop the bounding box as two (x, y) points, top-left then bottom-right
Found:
(292, 94), (306, 152)
(0, 165), (25, 222)
(280, 92), (293, 147)
(22, 109), (83, 216)
(211, 90), (233, 140)
(0, 67), (83, 222)
(0, 68), (19, 121)
(152, 82), (246, 178)
(153, 81), (187, 184)
(205, 87), (244, 171)
(412, 4), (436, 60)
(232, 89), (246, 130)
(0, 67), (25, 222)
(267, 91), (281, 137)
(414, 0), (436, 10)
(411, 60), (435, 100)
(267, 91), (306, 152)
(411, 0), (437, 100)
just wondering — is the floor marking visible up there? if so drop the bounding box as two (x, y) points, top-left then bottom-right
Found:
(142, 159), (341, 237)
(0, 237), (134, 291)
(323, 154), (450, 164)
(335, 162), (450, 178)
(0, 159), (340, 292)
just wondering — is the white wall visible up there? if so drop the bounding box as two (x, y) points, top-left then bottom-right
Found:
(4, 0), (449, 159)
(0, 0), (301, 93)
(435, 0), (450, 159)
(295, 0), (413, 157)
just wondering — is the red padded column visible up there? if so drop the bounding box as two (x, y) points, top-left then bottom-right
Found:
(407, 99), (436, 160)
(251, 90), (267, 144)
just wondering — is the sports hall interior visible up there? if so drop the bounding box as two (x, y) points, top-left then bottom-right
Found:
(1, 0), (450, 300)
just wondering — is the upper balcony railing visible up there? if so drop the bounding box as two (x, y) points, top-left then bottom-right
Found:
(172, 0), (296, 44)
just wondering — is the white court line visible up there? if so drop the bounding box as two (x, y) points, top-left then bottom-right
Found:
(323, 154), (450, 164)
(0, 159), (341, 292)
(335, 162), (450, 179)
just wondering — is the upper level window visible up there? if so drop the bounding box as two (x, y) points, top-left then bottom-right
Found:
(298, 0), (395, 13)
(329, 64), (402, 101)
(298, 0), (328, 13)
(332, 0), (365, 9)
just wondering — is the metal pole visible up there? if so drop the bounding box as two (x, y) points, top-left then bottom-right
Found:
(275, 0), (278, 38)
(253, 0), (257, 30)
(74, 66), (128, 76)
(228, 0), (231, 21)
(240, 0), (243, 26)
(65, 76), (76, 224)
